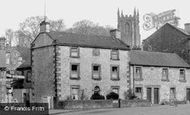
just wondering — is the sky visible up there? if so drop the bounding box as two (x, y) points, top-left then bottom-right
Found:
(0, 0), (190, 40)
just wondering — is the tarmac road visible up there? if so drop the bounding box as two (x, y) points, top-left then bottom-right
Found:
(55, 104), (190, 115)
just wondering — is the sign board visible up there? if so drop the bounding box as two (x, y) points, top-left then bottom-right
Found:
(143, 9), (180, 31)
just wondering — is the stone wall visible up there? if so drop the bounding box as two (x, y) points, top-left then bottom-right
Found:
(55, 100), (151, 110)
(57, 46), (130, 100)
(31, 46), (55, 102)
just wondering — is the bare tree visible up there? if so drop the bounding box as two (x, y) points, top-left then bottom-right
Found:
(67, 20), (113, 36)
(15, 16), (65, 47)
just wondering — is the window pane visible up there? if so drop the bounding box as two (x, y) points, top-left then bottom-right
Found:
(111, 50), (119, 59)
(71, 47), (79, 57)
(162, 68), (168, 80)
(72, 65), (78, 71)
(71, 86), (79, 100)
(93, 65), (100, 79)
(135, 67), (142, 79)
(180, 69), (185, 80)
(93, 66), (99, 71)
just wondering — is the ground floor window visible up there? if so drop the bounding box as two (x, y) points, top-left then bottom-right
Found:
(135, 87), (142, 99)
(170, 87), (176, 99)
(71, 85), (80, 100)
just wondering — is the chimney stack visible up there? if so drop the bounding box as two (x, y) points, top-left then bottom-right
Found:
(40, 20), (50, 33)
(184, 23), (190, 34)
(110, 29), (121, 39)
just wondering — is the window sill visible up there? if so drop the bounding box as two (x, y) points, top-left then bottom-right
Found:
(134, 78), (143, 81)
(161, 79), (169, 82)
(111, 78), (120, 81)
(70, 77), (80, 80)
(179, 79), (186, 82)
(70, 56), (80, 58)
(110, 58), (120, 61)
(92, 78), (102, 81)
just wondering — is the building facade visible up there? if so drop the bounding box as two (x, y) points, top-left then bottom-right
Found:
(117, 9), (141, 49)
(143, 23), (190, 64)
(0, 37), (7, 102)
(31, 20), (130, 102)
(129, 50), (190, 104)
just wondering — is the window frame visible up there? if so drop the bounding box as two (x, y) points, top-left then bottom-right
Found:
(134, 66), (143, 81)
(110, 65), (120, 81)
(92, 64), (101, 80)
(70, 47), (80, 58)
(179, 68), (186, 82)
(70, 63), (80, 80)
(70, 85), (80, 100)
(110, 50), (119, 60)
(162, 68), (169, 81)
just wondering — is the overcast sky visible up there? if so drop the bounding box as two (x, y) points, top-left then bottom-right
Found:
(0, 0), (189, 40)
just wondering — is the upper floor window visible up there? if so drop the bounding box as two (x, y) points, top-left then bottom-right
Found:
(70, 63), (80, 80)
(179, 69), (186, 82)
(70, 47), (79, 58)
(135, 67), (142, 80)
(111, 65), (119, 80)
(71, 85), (80, 100)
(162, 68), (169, 81)
(92, 49), (100, 56)
(6, 53), (10, 64)
(111, 50), (119, 60)
(92, 64), (101, 80)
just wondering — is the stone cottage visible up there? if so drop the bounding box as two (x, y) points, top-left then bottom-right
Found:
(129, 50), (190, 104)
(31, 20), (130, 103)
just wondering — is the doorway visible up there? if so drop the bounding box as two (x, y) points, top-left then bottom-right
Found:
(154, 88), (159, 104)
(147, 88), (152, 102)
(186, 88), (190, 101)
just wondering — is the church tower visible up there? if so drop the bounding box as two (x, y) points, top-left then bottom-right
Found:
(117, 9), (141, 49)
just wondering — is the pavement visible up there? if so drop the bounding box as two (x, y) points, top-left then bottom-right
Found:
(49, 104), (190, 115)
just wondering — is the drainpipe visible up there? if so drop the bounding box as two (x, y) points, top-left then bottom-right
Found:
(133, 65), (135, 95)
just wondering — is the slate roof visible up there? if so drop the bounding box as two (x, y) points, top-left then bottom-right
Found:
(48, 31), (130, 50)
(0, 50), (6, 68)
(129, 50), (190, 68)
(16, 46), (31, 69)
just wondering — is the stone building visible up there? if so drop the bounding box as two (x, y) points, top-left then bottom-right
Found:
(0, 37), (6, 102)
(31, 20), (130, 102)
(117, 9), (141, 49)
(143, 23), (190, 64)
(129, 50), (190, 104)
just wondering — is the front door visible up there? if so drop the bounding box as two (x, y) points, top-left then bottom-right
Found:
(186, 88), (190, 101)
(147, 88), (152, 102)
(154, 88), (159, 104)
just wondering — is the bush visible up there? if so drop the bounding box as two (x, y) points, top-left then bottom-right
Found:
(124, 89), (137, 100)
(106, 92), (119, 100)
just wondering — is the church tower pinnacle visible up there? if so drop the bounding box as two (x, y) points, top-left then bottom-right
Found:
(117, 8), (141, 50)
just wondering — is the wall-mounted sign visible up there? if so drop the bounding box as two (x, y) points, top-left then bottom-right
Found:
(143, 9), (180, 31)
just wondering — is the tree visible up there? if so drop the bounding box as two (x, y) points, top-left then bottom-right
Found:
(5, 29), (17, 46)
(67, 19), (113, 36)
(15, 16), (65, 47)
